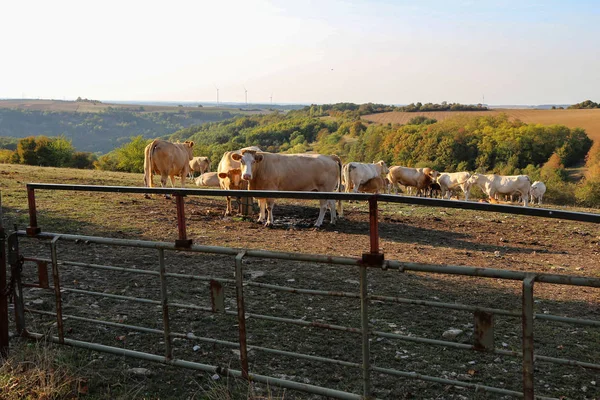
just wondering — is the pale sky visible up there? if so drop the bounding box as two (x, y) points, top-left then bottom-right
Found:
(1, 0), (599, 105)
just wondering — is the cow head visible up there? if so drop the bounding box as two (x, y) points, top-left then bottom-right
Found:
(374, 160), (389, 175)
(183, 141), (195, 159)
(464, 174), (480, 191)
(218, 169), (244, 190)
(232, 150), (263, 181)
(423, 168), (440, 180)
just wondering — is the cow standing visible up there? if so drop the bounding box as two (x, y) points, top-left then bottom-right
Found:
(465, 174), (531, 206)
(233, 150), (342, 227)
(188, 156), (211, 180)
(437, 171), (471, 200)
(342, 161), (388, 193)
(529, 181), (547, 205)
(143, 140), (194, 198)
(217, 146), (261, 216)
(387, 166), (439, 196)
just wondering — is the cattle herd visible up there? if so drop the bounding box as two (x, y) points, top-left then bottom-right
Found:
(143, 140), (548, 227)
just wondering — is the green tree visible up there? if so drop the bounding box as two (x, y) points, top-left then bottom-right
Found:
(17, 137), (38, 165)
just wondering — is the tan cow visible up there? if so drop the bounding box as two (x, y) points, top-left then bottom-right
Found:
(342, 161), (388, 193)
(465, 173), (531, 206)
(233, 150), (342, 227)
(143, 139), (194, 198)
(188, 156), (211, 179)
(217, 146), (261, 216)
(357, 176), (387, 194)
(194, 172), (220, 187)
(387, 166), (439, 196)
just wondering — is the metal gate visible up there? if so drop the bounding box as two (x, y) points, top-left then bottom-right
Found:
(2, 183), (600, 400)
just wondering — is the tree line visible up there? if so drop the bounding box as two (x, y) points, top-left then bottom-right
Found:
(0, 135), (96, 168)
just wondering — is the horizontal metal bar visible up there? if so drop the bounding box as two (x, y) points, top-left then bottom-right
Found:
(24, 183), (600, 223)
(62, 287), (161, 305)
(26, 257), (160, 277)
(370, 366), (557, 400)
(246, 281), (360, 299)
(26, 332), (361, 400)
(19, 231), (600, 288)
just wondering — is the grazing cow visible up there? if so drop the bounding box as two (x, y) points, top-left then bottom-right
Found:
(217, 146), (261, 216)
(465, 173), (531, 206)
(342, 161), (388, 193)
(437, 172), (472, 200)
(356, 176), (387, 194)
(143, 139), (194, 198)
(188, 156), (211, 179)
(233, 150), (342, 227)
(194, 172), (220, 188)
(529, 181), (547, 205)
(387, 166), (439, 196)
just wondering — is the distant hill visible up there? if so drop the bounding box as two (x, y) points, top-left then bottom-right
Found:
(362, 108), (600, 142)
(0, 100), (257, 153)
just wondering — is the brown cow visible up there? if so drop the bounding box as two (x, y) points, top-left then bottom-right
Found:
(387, 166), (439, 196)
(188, 156), (211, 180)
(194, 172), (220, 187)
(217, 146), (261, 216)
(233, 150), (342, 227)
(143, 139), (194, 198)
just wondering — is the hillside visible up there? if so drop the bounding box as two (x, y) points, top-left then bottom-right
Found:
(0, 100), (252, 153)
(362, 108), (600, 142)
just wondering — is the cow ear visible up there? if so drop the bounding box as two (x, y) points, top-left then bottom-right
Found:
(189, 141), (194, 147)
(231, 153), (242, 161)
(218, 172), (228, 179)
(255, 154), (264, 162)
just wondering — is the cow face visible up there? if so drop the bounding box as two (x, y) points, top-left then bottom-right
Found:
(183, 141), (195, 159)
(375, 160), (389, 175)
(232, 151), (263, 181)
(218, 169), (244, 190)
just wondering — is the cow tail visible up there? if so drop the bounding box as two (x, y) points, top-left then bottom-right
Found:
(144, 140), (158, 188)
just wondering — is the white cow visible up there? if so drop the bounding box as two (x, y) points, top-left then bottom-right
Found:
(465, 174), (531, 206)
(194, 172), (220, 187)
(437, 172), (471, 200)
(342, 161), (388, 193)
(529, 181), (547, 205)
(233, 150), (342, 227)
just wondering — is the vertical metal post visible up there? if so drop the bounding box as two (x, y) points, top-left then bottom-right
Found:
(241, 195), (252, 217)
(522, 276), (535, 400)
(26, 186), (41, 236)
(0, 224), (8, 358)
(175, 195), (192, 248)
(368, 196), (379, 254)
(50, 236), (65, 344)
(8, 233), (26, 337)
(360, 264), (372, 398)
(158, 249), (173, 359)
(235, 251), (249, 378)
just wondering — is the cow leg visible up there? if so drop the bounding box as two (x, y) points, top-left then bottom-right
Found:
(225, 196), (232, 216)
(315, 199), (328, 227)
(522, 191), (529, 207)
(324, 199), (337, 226)
(538, 194), (543, 205)
(337, 199), (344, 218)
(257, 199), (267, 224)
(265, 199), (275, 227)
(160, 174), (172, 199)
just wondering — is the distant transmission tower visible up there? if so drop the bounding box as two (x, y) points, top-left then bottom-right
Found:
(244, 86), (248, 106)
(215, 85), (219, 106)
(270, 93), (273, 105)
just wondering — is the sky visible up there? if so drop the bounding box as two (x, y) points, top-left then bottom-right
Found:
(1, 0), (599, 105)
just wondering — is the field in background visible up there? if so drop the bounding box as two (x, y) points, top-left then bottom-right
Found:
(0, 99), (262, 114)
(362, 108), (600, 142)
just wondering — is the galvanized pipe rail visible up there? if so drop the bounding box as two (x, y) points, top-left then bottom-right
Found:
(12, 230), (600, 399)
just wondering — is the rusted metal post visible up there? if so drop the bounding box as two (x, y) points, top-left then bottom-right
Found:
(241, 195), (252, 217)
(174, 194), (192, 248)
(522, 276), (536, 400)
(368, 196), (379, 254)
(8, 233), (26, 337)
(26, 187), (41, 236)
(234, 251), (249, 378)
(359, 264), (372, 398)
(50, 236), (65, 344)
(0, 223), (8, 358)
(158, 249), (173, 359)
(474, 311), (494, 351)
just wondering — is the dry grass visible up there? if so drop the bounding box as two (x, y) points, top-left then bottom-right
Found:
(362, 108), (600, 141)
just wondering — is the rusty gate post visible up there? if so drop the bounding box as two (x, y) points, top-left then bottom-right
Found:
(235, 251), (249, 378)
(0, 221), (8, 358)
(8, 233), (26, 337)
(26, 186), (41, 236)
(175, 194), (192, 248)
(522, 276), (536, 400)
(241, 195), (252, 217)
(158, 249), (173, 360)
(50, 236), (65, 344)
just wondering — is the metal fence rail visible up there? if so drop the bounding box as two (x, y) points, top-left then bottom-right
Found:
(2, 183), (600, 400)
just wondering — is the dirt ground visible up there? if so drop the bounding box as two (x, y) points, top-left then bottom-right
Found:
(6, 190), (599, 399)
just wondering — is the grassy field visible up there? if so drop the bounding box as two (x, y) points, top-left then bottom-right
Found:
(362, 108), (600, 142)
(1, 164), (599, 399)
(0, 99), (261, 115)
